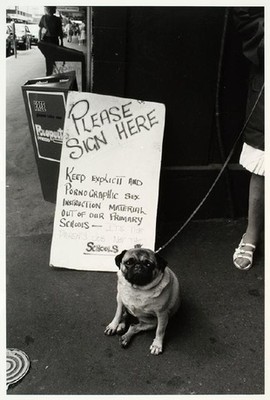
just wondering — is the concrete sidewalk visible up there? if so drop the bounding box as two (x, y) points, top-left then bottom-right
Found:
(5, 44), (264, 395)
(6, 219), (264, 395)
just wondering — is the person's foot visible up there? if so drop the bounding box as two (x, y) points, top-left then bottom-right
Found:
(233, 234), (256, 270)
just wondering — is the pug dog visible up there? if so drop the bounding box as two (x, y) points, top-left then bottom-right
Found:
(104, 246), (181, 355)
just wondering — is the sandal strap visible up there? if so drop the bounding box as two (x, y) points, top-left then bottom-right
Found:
(234, 248), (254, 256)
(240, 242), (256, 250)
(233, 246), (254, 263)
(234, 254), (253, 263)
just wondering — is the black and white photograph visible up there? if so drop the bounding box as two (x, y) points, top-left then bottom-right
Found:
(3, 1), (268, 398)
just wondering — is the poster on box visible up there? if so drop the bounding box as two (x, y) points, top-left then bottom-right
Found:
(26, 91), (65, 162)
(49, 91), (165, 271)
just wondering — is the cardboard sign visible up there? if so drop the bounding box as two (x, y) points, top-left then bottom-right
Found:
(50, 92), (165, 271)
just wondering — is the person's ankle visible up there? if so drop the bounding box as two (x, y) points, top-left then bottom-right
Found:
(242, 232), (258, 247)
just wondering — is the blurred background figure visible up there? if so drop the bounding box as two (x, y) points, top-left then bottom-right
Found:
(71, 22), (79, 43)
(79, 20), (86, 46)
(65, 19), (73, 43)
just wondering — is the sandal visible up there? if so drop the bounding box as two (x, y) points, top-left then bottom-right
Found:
(233, 235), (256, 271)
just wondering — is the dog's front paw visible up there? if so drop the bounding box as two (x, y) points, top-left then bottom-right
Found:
(104, 322), (118, 335)
(116, 321), (126, 334)
(150, 339), (163, 355)
(105, 320), (126, 336)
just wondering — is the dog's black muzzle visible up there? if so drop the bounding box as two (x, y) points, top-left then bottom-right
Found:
(125, 263), (154, 286)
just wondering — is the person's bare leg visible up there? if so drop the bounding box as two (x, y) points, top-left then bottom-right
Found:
(234, 173), (264, 269)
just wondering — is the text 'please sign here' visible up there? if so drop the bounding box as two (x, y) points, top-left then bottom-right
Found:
(49, 91), (165, 271)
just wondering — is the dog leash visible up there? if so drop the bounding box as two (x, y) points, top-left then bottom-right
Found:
(155, 83), (264, 254)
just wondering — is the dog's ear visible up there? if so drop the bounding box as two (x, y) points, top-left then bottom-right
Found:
(115, 250), (127, 268)
(155, 253), (168, 272)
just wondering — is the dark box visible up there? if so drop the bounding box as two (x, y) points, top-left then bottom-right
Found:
(22, 71), (77, 203)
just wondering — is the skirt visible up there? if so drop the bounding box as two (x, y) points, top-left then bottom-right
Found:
(239, 142), (265, 176)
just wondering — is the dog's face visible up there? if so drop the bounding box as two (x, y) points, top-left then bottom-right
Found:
(115, 247), (167, 286)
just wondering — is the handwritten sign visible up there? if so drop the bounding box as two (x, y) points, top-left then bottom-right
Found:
(49, 92), (165, 271)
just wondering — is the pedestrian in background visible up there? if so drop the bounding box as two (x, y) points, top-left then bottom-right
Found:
(79, 20), (86, 46)
(71, 22), (79, 43)
(65, 19), (73, 43)
(38, 6), (64, 75)
(232, 7), (264, 271)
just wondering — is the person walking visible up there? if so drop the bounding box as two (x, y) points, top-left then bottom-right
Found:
(71, 22), (79, 44)
(232, 7), (264, 271)
(38, 6), (64, 76)
(65, 19), (73, 43)
(79, 21), (86, 46)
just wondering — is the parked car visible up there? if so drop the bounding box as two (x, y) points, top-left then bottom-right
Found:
(14, 23), (31, 50)
(6, 24), (17, 57)
(28, 24), (40, 45)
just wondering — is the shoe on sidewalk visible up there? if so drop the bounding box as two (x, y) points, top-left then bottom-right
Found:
(233, 234), (256, 271)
